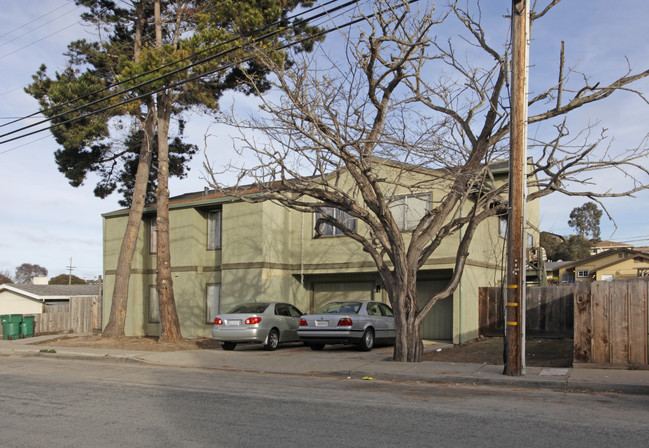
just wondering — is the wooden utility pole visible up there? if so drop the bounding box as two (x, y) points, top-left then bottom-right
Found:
(67, 257), (77, 286)
(504, 0), (529, 376)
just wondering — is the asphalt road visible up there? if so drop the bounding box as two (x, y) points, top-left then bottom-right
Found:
(1, 356), (648, 448)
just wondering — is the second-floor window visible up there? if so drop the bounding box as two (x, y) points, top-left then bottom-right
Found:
(206, 283), (221, 324)
(389, 194), (432, 231)
(149, 218), (157, 254)
(314, 207), (356, 237)
(148, 285), (159, 323)
(207, 210), (222, 249)
(499, 217), (507, 238)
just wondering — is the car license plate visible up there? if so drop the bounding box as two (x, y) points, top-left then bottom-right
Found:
(315, 320), (328, 327)
(226, 320), (241, 326)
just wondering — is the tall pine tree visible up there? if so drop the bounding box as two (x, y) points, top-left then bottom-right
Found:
(27, 0), (320, 340)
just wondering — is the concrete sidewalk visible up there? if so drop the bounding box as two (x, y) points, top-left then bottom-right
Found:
(1, 335), (648, 395)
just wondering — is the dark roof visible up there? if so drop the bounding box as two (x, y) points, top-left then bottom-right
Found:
(545, 261), (572, 271)
(594, 240), (633, 248)
(1, 284), (99, 298)
(104, 157), (515, 217)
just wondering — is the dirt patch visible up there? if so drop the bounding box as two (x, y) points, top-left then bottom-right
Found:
(40, 335), (573, 366)
(36, 335), (221, 352)
(423, 337), (573, 367)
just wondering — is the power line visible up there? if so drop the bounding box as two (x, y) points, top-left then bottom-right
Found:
(0, 0), (351, 132)
(0, 0), (75, 40)
(0, 0), (361, 146)
(0, 21), (82, 60)
(0, 2), (81, 49)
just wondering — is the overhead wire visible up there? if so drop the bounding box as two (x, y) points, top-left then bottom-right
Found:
(0, 0), (75, 40)
(0, 2), (81, 49)
(0, 0), (361, 145)
(0, 0), (419, 152)
(0, 0), (349, 130)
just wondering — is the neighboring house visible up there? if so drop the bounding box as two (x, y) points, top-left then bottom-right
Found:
(545, 261), (574, 283)
(548, 249), (649, 283)
(0, 284), (100, 315)
(590, 240), (635, 256)
(102, 163), (540, 344)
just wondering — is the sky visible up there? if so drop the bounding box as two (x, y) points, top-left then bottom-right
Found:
(0, 0), (647, 280)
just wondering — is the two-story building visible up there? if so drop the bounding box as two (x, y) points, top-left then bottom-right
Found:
(102, 164), (540, 344)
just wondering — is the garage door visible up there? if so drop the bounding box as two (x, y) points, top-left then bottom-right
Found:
(313, 282), (374, 313)
(417, 280), (453, 340)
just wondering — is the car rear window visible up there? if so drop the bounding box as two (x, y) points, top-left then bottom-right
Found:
(317, 301), (361, 314)
(227, 303), (270, 313)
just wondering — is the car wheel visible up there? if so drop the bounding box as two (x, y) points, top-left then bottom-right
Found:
(359, 328), (375, 351)
(264, 329), (280, 351)
(309, 343), (325, 351)
(221, 342), (236, 351)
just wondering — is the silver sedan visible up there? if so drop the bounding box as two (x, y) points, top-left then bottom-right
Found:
(211, 302), (304, 351)
(298, 300), (396, 351)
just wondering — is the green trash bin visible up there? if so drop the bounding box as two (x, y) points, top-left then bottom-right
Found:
(1, 314), (22, 340)
(20, 316), (35, 338)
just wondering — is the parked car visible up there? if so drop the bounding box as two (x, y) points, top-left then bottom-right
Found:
(211, 302), (304, 351)
(298, 300), (396, 351)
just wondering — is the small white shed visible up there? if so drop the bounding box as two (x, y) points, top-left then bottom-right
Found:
(0, 284), (99, 315)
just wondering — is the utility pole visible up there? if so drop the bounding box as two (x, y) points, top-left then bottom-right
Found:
(504, 0), (529, 376)
(67, 257), (77, 286)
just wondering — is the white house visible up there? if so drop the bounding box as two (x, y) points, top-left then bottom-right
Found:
(0, 284), (99, 315)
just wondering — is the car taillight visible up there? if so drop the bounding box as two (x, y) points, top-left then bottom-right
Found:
(299, 318), (308, 326)
(338, 318), (353, 326)
(214, 318), (223, 325)
(245, 317), (262, 325)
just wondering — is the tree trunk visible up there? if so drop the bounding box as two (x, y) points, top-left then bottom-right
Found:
(390, 276), (424, 362)
(155, 92), (182, 342)
(153, 0), (182, 343)
(101, 2), (153, 339)
(393, 316), (424, 362)
(101, 108), (155, 338)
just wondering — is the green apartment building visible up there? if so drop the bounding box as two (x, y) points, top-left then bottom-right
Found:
(102, 164), (540, 344)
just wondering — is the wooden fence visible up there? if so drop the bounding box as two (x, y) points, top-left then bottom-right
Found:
(574, 278), (648, 366)
(34, 296), (101, 335)
(480, 279), (649, 367)
(479, 286), (575, 338)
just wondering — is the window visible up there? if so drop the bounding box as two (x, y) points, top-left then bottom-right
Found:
(287, 305), (303, 317)
(499, 217), (507, 238)
(148, 285), (159, 323)
(577, 270), (590, 278)
(149, 218), (157, 254)
(207, 210), (222, 250)
(389, 194), (432, 231)
(314, 207), (356, 237)
(378, 303), (394, 317)
(527, 233), (534, 249)
(206, 283), (221, 324)
(367, 302), (381, 316)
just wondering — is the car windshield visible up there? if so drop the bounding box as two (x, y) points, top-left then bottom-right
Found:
(227, 303), (270, 314)
(317, 301), (362, 314)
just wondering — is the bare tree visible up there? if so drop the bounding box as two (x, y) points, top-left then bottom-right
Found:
(0, 270), (13, 285)
(15, 264), (48, 285)
(206, 0), (649, 362)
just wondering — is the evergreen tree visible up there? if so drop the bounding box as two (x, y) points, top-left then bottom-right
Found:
(568, 202), (603, 242)
(26, 0), (320, 340)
